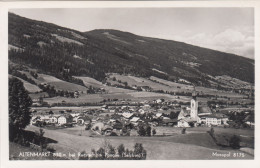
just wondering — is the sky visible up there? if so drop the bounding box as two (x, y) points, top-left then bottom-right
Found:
(10, 8), (254, 59)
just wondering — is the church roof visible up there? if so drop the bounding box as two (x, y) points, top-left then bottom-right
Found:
(198, 106), (212, 114)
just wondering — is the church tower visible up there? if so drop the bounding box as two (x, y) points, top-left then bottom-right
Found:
(190, 87), (198, 120)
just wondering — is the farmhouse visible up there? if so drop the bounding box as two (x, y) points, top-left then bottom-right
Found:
(77, 116), (91, 125)
(130, 117), (142, 125)
(57, 114), (73, 125)
(49, 116), (58, 123)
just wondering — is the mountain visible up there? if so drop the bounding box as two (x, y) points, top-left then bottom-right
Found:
(8, 13), (254, 88)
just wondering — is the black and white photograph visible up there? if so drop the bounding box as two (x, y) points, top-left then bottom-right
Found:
(1, 1), (260, 167)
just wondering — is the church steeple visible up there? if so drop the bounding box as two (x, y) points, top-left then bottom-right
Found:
(190, 85), (198, 120)
(192, 85), (197, 100)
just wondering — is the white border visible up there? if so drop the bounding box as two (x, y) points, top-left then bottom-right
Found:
(0, 1), (260, 168)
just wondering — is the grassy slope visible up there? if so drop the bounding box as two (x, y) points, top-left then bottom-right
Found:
(9, 74), (42, 93)
(19, 71), (87, 92)
(25, 126), (253, 160)
(9, 142), (51, 160)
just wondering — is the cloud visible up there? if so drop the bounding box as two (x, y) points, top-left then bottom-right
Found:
(172, 28), (254, 59)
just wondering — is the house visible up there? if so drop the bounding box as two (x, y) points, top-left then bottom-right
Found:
(162, 119), (178, 126)
(154, 99), (164, 104)
(101, 105), (108, 110)
(178, 118), (197, 127)
(130, 117), (141, 125)
(102, 125), (113, 135)
(31, 116), (41, 125)
(57, 114), (73, 125)
(77, 116), (91, 125)
(122, 112), (134, 120)
(111, 120), (123, 130)
(244, 114), (254, 127)
(198, 115), (222, 126)
(91, 122), (105, 132)
(140, 86), (151, 92)
(138, 109), (145, 114)
(142, 104), (151, 110)
(49, 116), (58, 124)
(178, 106), (190, 120)
(163, 116), (170, 120)
(155, 113), (163, 118)
(74, 91), (79, 98)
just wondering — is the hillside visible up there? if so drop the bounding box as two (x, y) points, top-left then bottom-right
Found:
(8, 13), (254, 89)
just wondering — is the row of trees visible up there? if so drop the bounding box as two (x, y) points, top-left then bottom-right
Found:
(79, 141), (146, 160)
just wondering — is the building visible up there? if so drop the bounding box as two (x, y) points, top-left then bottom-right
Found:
(177, 88), (228, 127)
(190, 91), (198, 120)
(49, 116), (58, 124)
(130, 117), (142, 125)
(57, 114), (73, 125)
(198, 115), (222, 126)
(101, 125), (113, 135)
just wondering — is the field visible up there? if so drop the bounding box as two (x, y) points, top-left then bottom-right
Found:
(24, 125), (254, 160)
(19, 71), (88, 92)
(14, 71), (252, 106)
(107, 74), (245, 98)
(75, 76), (134, 94)
(9, 75), (42, 93)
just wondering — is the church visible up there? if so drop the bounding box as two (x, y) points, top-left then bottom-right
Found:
(177, 89), (227, 127)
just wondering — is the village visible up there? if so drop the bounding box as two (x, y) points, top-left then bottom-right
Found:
(30, 89), (254, 137)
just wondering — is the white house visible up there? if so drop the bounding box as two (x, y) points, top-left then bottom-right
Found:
(49, 116), (58, 124)
(57, 114), (73, 125)
(198, 115), (222, 126)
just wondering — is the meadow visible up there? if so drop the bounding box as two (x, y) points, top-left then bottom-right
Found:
(25, 125), (253, 160)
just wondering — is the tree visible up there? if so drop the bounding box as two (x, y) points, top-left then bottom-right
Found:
(133, 143), (146, 159)
(97, 147), (105, 159)
(35, 128), (46, 151)
(229, 135), (241, 149)
(181, 128), (186, 134)
(169, 111), (178, 119)
(79, 151), (89, 160)
(152, 128), (156, 136)
(137, 125), (146, 136)
(9, 77), (32, 141)
(117, 144), (125, 158)
(209, 128), (215, 138)
(145, 125), (151, 136)
(108, 144), (116, 156)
